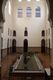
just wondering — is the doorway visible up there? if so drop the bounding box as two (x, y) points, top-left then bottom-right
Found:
(49, 39), (50, 55)
(1, 37), (3, 58)
(12, 39), (16, 53)
(7, 39), (10, 54)
(41, 39), (45, 53)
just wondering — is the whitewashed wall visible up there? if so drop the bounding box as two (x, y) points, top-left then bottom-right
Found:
(1, 0), (13, 57)
(45, 2), (52, 49)
(12, 0), (46, 47)
(2, 0), (52, 49)
(2, 0), (13, 49)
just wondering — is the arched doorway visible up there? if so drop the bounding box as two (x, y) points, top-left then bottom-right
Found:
(41, 39), (45, 53)
(49, 39), (50, 55)
(7, 39), (10, 54)
(10, 39), (12, 53)
(1, 37), (3, 58)
(12, 39), (16, 53)
(23, 39), (28, 52)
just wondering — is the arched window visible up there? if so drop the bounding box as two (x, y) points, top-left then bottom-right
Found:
(35, 6), (41, 17)
(13, 30), (16, 36)
(26, 7), (32, 17)
(24, 27), (28, 36)
(17, 8), (23, 17)
(8, 28), (10, 35)
(1, 37), (3, 49)
(42, 30), (45, 36)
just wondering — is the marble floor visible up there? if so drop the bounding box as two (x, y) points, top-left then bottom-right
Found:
(1, 54), (17, 80)
(37, 53), (50, 68)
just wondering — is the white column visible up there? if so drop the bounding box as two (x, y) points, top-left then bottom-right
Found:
(51, 27), (53, 68)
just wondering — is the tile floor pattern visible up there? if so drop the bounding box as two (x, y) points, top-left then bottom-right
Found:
(1, 53), (50, 80)
(1, 54), (17, 80)
(37, 53), (50, 68)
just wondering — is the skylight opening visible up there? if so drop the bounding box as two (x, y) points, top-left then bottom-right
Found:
(36, 0), (40, 2)
(18, 0), (22, 2)
(27, 0), (31, 2)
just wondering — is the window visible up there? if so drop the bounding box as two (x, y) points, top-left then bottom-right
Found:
(46, 30), (47, 36)
(1, 37), (3, 49)
(7, 39), (9, 48)
(24, 27), (28, 36)
(48, 28), (50, 35)
(42, 30), (45, 36)
(27, 0), (31, 2)
(36, 0), (40, 2)
(26, 7), (32, 17)
(35, 6), (41, 17)
(8, 28), (10, 36)
(10, 39), (12, 47)
(13, 30), (16, 36)
(9, 29), (12, 36)
(17, 8), (23, 17)
(18, 0), (22, 2)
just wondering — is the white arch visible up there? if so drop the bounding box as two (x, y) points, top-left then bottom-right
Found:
(2, 0), (8, 22)
(2, 0), (50, 22)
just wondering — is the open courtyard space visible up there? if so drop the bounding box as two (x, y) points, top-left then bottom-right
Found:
(0, 0), (53, 80)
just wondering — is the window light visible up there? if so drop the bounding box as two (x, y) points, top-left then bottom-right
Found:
(27, 0), (31, 2)
(36, 0), (40, 2)
(18, 0), (22, 2)
(9, 1), (11, 15)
